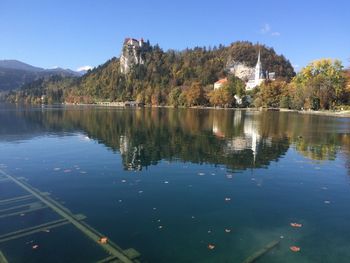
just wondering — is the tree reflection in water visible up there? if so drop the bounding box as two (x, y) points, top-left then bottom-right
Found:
(0, 105), (349, 172)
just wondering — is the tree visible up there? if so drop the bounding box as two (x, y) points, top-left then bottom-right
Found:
(227, 75), (245, 97)
(168, 87), (182, 107)
(208, 87), (233, 107)
(184, 82), (206, 106)
(258, 80), (288, 108)
(342, 68), (350, 105)
(291, 59), (347, 110)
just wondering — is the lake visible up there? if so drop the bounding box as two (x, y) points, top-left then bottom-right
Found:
(0, 104), (349, 263)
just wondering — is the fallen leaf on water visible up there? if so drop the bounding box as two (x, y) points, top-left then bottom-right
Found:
(208, 244), (215, 250)
(32, 245), (39, 250)
(290, 222), (302, 228)
(290, 246), (300, 252)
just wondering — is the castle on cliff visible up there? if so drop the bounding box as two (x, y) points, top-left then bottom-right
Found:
(120, 38), (147, 74)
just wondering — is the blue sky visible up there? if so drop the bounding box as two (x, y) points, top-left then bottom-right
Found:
(1, 0), (349, 71)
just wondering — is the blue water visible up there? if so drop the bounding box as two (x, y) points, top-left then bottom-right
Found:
(0, 105), (349, 262)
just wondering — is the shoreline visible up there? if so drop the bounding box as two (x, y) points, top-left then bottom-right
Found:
(3, 102), (350, 118)
(65, 103), (350, 117)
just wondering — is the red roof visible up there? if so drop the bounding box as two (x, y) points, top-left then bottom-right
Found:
(215, 78), (228, 84)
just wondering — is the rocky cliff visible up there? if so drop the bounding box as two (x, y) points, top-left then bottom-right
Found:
(227, 61), (255, 81)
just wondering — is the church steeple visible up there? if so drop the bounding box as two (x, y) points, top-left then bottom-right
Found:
(255, 48), (262, 80)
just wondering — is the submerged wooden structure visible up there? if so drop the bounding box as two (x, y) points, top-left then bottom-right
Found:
(0, 169), (141, 263)
(242, 239), (280, 263)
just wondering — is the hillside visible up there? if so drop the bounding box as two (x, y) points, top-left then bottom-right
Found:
(68, 41), (295, 102)
(5, 41), (295, 104)
(0, 59), (80, 91)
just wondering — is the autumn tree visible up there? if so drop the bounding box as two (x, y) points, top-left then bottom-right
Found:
(257, 80), (288, 108)
(343, 68), (350, 105)
(184, 82), (206, 106)
(208, 87), (232, 107)
(291, 59), (347, 110)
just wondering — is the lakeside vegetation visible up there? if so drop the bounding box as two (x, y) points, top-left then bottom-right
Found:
(255, 59), (350, 110)
(3, 41), (350, 111)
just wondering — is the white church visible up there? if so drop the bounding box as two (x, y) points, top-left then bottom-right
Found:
(245, 50), (266, 90)
(215, 49), (276, 91)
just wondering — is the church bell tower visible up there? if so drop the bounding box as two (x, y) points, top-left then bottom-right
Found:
(255, 49), (262, 81)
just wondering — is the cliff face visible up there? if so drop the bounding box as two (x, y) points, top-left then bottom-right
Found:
(227, 62), (255, 81)
(120, 38), (148, 74)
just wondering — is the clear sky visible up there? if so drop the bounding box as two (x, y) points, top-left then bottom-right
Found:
(1, 0), (349, 71)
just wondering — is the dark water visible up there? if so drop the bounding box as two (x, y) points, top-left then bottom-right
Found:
(0, 104), (350, 262)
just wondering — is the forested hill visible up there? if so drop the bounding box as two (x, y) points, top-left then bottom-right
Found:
(6, 41), (295, 104)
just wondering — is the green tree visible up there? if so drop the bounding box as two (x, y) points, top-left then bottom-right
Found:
(169, 87), (182, 107)
(227, 75), (245, 97)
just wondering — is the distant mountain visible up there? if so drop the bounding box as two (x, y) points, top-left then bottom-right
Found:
(0, 60), (43, 72)
(0, 60), (81, 91)
(45, 67), (83, 76)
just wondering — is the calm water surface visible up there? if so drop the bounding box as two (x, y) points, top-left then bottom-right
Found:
(0, 104), (349, 262)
